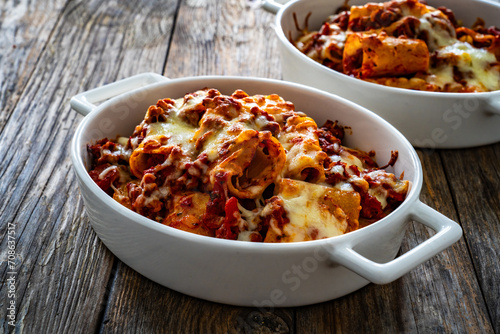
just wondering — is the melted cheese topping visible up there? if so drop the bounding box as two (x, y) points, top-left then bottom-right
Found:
(177, 93), (205, 110)
(148, 118), (197, 156)
(417, 12), (456, 51)
(430, 41), (500, 91)
(198, 125), (240, 162)
(194, 98), (276, 162)
(319, 29), (347, 58)
(276, 181), (348, 241)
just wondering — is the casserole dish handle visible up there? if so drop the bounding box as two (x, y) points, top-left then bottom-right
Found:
(262, 0), (286, 14)
(484, 96), (500, 115)
(329, 200), (462, 284)
(70, 72), (169, 116)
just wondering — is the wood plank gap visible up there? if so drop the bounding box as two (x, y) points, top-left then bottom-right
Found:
(96, 257), (119, 334)
(438, 149), (498, 330)
(161, 0), (183, 75)
(82, 2), (122, 87)
(404, 280), (420, 334)
(435, 150), (494, 331)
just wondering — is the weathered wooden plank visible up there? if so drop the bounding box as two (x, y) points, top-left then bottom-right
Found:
(0, 0), (68, 134)
(100, 263), (294, 334)
(0, 0), (178, 332)
(439, 143), (500, 333)
(164, 0), (282, 79)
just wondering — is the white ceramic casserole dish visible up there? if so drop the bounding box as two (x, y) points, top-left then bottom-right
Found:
(70, 73), (462, 307)
(265, 0), (500, 148)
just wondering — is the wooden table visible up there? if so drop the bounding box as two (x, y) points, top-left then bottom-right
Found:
(1, 0), (499, 332)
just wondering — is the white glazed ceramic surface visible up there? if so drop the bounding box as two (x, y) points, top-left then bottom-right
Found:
(70, 74), (462, 306)
(270, 0), (500, 148)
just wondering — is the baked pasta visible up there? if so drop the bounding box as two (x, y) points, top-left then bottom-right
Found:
(87, 89), (409, 242)
(293, 0), (500, 92)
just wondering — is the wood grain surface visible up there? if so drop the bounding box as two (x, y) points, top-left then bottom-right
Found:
(1, 0), (499, 333)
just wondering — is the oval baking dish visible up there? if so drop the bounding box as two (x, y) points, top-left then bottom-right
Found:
(265, 0), (500, 148)
(70, 73), (462, 306)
